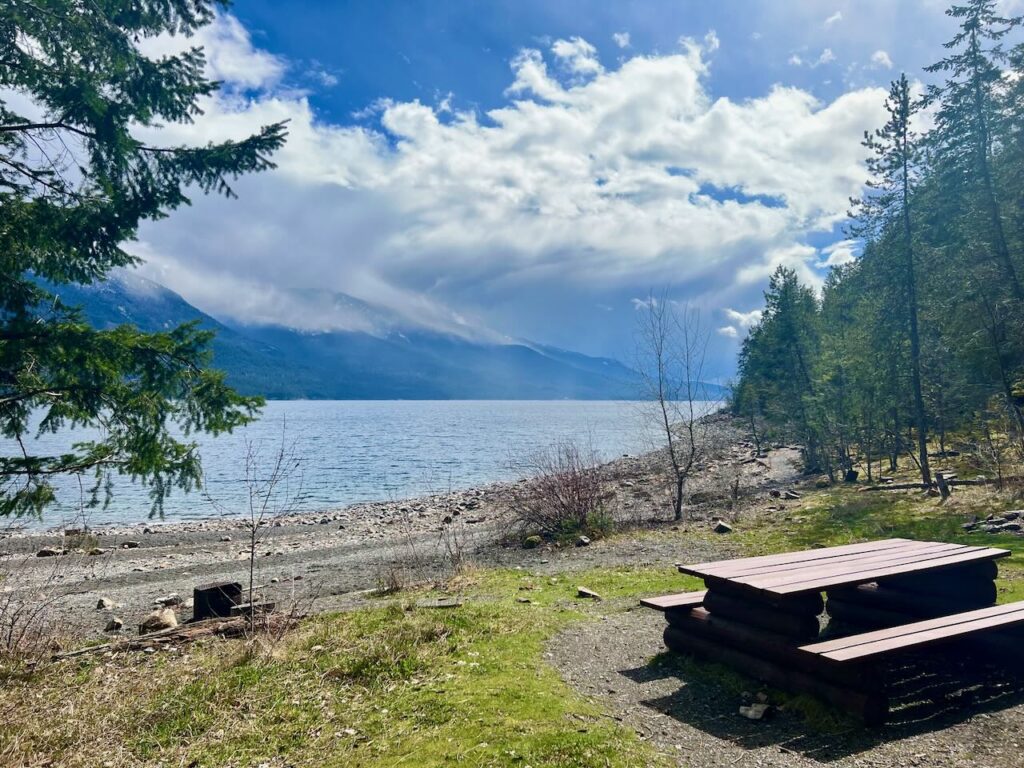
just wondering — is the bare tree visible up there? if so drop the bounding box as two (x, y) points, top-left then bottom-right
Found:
(636, 291), (715, 521)
(206, 422), (303, 624)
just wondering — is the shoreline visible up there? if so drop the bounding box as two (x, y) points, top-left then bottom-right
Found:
(0, 415), (802, 640)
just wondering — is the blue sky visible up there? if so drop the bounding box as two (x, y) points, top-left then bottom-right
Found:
(128, 1), (1023, 378)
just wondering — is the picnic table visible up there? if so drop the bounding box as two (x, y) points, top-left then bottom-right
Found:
(643, 538), (1020, 724)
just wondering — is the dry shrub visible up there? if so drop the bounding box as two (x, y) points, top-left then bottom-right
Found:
(508, 440), (612, 542)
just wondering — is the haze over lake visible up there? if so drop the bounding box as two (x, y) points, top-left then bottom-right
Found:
(7, 400), (717, 530)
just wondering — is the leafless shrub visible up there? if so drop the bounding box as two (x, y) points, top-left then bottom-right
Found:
(206, 421), (304, 635)
(0, 554), (68, 669)
(507, 440), (611, 541)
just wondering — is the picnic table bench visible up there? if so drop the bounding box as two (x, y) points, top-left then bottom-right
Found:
(643, 538), (1017, 724)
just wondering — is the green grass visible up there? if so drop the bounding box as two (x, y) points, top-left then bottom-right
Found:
(1, 581), (670, 768)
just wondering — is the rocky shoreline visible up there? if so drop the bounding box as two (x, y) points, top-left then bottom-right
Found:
(0, 417), (803, 642)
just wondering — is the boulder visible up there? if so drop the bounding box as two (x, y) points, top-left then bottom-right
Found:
(96, 597), (115, 610)
(104, 617), (123, 632)
(576, 535), (591, 547)
(139, 607), (177, 634)
(121, 540), (141, 549)
(36, 547), (61, 557)
(577, 586), (602, 600)
(713, 521), (734, 534)
(154, 593), (183, 607)
(522, 535), (542, 549)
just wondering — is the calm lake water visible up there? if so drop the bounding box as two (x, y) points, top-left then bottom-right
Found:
(5, 400), (716, 530)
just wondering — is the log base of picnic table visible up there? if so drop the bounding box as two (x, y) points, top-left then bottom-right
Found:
(647, 539), (1015, 725)
(662, 611), (889, 725)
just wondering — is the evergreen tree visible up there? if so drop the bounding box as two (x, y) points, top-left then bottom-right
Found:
(0, 1), (287, 517)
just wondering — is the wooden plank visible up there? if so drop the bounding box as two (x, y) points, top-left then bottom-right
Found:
(640, 590), (707, 611)
(680, 538), (913, 578)
(736, 546), (1010, 596)
(802, 602), (1024, 661)
(733, 543), (982, 589)
(703, 541), (967, 581)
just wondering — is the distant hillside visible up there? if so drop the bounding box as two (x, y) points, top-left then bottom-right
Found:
(45, 273), (729, 401)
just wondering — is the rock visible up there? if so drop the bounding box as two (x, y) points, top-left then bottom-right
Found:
(577, 587), (602, 601)
(523, 535), (542, 549)
(961, 522), (978, 531)
(154, 593), (183, 607)
(36, 547), (61, 557)
(1004, 510), (1022, 521)
(769, 489), (781, 498)
(713, 521), (734, 534)
(516, 597), (532, 604)
(96, 597), (115, 610)
(999, 522), (1022, 532)
(220, 535), (232, 542)
(739, 702), (771, 720)
(87, 547), (106, 556)
(782, 490), (801, 500)
(121, 540), (141, 549)
(576, 535), (591, 547)
(104, 617), (123, 632)
(814, 478), (831, 489)
(139, 607), (177, 634)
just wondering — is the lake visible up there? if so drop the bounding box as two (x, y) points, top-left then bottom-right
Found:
(4, 400), (716, 530)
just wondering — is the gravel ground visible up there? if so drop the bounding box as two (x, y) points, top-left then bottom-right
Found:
(548, 591), (1024, 766)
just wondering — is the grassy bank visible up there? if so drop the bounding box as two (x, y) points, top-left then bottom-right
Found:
(4, 480), (1024, 767)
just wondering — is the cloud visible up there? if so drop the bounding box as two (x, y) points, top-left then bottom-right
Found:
(140, 14), (286, 91)
(551, 36), (603, 78)
(870, 50), (894, 69)
(789, 48), (837, 68)
(717, 325), (739, 338)
(824, 11), (843, 26)
(612, 32), (631, 49)
(819, 239), (859, 267)
(724, 308), (763, 328)
(122, 14), (886, 358)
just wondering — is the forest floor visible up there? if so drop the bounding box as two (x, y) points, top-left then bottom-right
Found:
(3, 432), (1024, 766)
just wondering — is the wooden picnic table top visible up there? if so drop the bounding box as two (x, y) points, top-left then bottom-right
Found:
(679, 538), (1010, 598)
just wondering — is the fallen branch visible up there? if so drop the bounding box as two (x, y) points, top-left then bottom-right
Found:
(51, 614), (300, 661)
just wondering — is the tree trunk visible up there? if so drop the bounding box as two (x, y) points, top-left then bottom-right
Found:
(673, 476), (685, 521)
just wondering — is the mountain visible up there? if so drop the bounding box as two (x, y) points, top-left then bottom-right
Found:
(44, 273), (729, 400)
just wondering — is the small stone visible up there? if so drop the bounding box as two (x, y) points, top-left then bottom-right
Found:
(139, 607), (177, 634)
(154, 593), (183, 607)
(104, 617), (123, 632)
(577, 587), (602, 600)
(713, 521), (734, 534)
(96, 597), (115, 610)
(576, 535), (591, 547)
(87, 547), (106, 556)
(36, 547), (61, 557)
(522, 535), (542, 549)
(122, 540), (141, 549)
(142, 646), (157, 654)
(739, 702), (771, 720)
(782, 490), (801, 500)
(516, 597), (532, 604)
(220, 535), (232, 542)
(1004, 511), (1022, 521)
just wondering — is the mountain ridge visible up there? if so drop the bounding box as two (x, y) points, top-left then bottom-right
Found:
(46, 273), (729, 401)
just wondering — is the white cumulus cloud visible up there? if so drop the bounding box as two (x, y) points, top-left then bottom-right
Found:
(120, 14), (886, 357)
(612, 31), (631, 49)
(871, 50), (894, 69)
